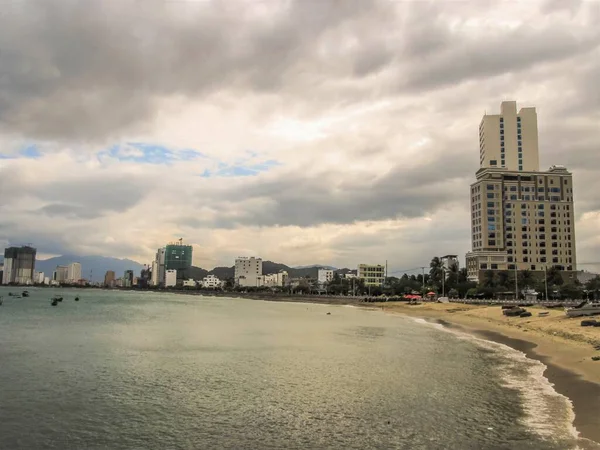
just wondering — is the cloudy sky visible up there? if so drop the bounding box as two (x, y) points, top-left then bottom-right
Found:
(0, 0), (599, 273)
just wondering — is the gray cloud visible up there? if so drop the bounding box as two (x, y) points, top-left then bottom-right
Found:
(0, 0), (600, 270)
(2, 0), (598, 143)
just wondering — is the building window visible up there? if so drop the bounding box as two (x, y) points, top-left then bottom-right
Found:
(488, 240), (496, 246)
(487, 193), (494, 199)
(491, 264), (498, 270)
(480, 263), (488, 269)
(519, 165), (523, 171)
(487, 184), (494, 190)
(490, 160), (497, 166)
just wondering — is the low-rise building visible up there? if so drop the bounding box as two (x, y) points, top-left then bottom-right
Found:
(262, 271), (288, 287)
(344, 272), (358, 279)
(202, 274), (223, 288)
(317, 269), (334, 285)
(183, 279), (197, 288)
(36, 271), (45, 284)
(575, 270), (599, 285)
(165, 269), (177, 287)
(358, 264), (385, 287)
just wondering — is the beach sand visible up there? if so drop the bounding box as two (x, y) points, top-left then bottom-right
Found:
(374, 302), (600, 447)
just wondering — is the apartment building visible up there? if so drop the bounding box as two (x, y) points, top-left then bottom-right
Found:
(467, 101), (576, 282)
(235, 256), (263, 287)
(317, 269), (334, 285)
(2, 246), (37, 285)
(358, 264), (385, 287)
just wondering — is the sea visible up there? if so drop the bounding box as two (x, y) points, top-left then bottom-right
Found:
(0, 287), (596, 450)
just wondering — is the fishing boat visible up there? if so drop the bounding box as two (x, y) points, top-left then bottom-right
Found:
(22, 290), (30, 297)
(565, 301), (600, 318)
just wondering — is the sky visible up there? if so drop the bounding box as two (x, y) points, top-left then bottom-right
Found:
(0, 0), (599, 273)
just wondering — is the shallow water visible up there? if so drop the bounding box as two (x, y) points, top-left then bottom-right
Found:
(0, 288), (588, 449)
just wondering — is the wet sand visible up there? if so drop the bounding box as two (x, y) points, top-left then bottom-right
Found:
(376, 302), (600, 447)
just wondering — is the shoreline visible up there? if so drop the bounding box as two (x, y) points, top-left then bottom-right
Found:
(375, 302), (600, 447)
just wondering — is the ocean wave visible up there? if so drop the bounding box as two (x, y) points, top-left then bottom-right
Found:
(409, 317), (586, 448)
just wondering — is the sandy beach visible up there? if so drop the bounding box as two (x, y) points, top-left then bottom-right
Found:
(374, 302), (600, 447)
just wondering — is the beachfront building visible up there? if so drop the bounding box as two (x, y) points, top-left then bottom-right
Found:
(53, 265), (69, 283)
(2, 245), (37, 285)
(104, 270), (116, 287)
(317, 269), (334, 285)
(202, 274), (223, 288)
(151, 248), (166, 286)
(35, 271), (45, 284)
(165, 269), (177, 287)
(123, 270), (134, 288)
(235, 256), (263, 287)
(165, 239), (193, 283)
(262, 271), (288, 287)
(67, 262), (82, 283)
(182, 279), (197, 288)
(466, 101), (576, 283)
(358, 264), (385, 287)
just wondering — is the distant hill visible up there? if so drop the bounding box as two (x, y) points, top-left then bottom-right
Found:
(35, 255), (145, 282)
(293, 264), (337, 270)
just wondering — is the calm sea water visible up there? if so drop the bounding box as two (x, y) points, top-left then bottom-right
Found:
(0, 287), (590, 449)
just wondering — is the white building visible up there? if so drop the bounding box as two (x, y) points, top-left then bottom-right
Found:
(318, 269), (334, 285)
(235, 256), (263, 287)
(165, 269), (177, 287)
(67, 262), (82, 283)
(202, 274), (223, 288)
(44, 276), (50, 285)
(36, 271), (45, 284)
(262, 271), (288, 287)
(344, 272), (358, 279)
(183, 279), (197, 288)
(152, 248), (166, 286)
(53, 265), (69, 283)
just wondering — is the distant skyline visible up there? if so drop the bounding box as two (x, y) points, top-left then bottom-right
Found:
(1, 0), (600, 274)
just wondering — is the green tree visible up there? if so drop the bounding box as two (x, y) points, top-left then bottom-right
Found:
(429, 257), (443, 289)
(546, 267), (564, 287)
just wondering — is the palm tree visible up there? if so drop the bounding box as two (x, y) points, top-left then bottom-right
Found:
(429, 257), (443, 288)
(518, 269), (534, 289)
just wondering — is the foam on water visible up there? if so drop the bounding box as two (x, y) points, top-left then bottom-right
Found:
(410, 317), (584, 447)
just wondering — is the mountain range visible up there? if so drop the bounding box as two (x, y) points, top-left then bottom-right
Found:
(0, 255), (354, 283)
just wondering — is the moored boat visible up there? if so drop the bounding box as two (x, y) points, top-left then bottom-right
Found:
(565, 301), (600, 318)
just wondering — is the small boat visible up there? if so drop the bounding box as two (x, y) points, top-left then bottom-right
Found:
(51, 299), (58, 306)
(22, 291), (30, 297)
(74, 296), (80, 301)
(565, 301), (600, 318)
(8, 292), (13, 296)
(52, 295), (63, 302)
(538, 312), (549, 317)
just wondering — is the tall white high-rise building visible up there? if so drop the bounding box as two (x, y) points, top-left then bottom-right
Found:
(479, 100), (539, 172)
(467, 101), (576, 282)
(151, 248), (166, 286)
(235, 257), (263, 287)
(67, 262), (82, 283)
